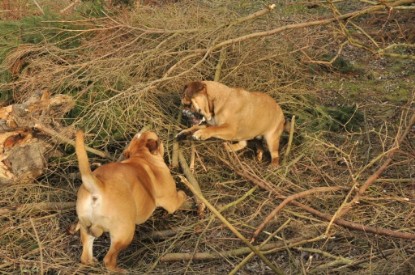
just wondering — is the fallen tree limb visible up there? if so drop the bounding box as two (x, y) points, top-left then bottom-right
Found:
(210, 0), (415, 52)
(230, 219), (291, 275)
(34, 123), (111, 159)
(220, 155), (415, 240)
(160, 235), (324, 262)
(290, 200), (415, 239)
(161, 0), (415, 80)
(178, 149), (206, 217)
(251, 186), (344, 243)
(335, 112), (415, 218)
(179, 176), (284, 275)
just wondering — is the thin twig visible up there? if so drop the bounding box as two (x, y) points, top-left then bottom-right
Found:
(283, 115), (296, 164)
(337, 112), (415, 218)
(179, 176), (284, 275)
(29, 218), (44, 275)
(160, 235), (326, 262)
(0, 202), (76, 216)
(31, 0), (44, 15)
(59, 0), (80, 14)
(222, 157), (415, 240)
(210, 0), (415, 53)
(230, 219), (292, 275)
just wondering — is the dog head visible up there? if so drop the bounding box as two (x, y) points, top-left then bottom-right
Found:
(123, 131), (164, 159)
(182, 81), (213, 121)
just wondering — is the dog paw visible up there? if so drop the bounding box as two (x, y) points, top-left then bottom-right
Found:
(175, 130), (191, 141)
(192, 130), (209, 140)
(270, 157), (280, 167)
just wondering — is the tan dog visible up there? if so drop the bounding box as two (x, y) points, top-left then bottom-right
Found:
(74, 130), (187, 272)
(177, 81), (285, 166)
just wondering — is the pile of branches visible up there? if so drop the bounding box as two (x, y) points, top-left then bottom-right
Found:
(0, 0), (414, 274)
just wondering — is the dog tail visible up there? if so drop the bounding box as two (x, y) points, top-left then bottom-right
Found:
(75, 130), (102, 195)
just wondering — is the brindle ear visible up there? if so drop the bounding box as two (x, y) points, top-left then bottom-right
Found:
(184, 81), (206, 98)
(146, 139), (159, 154)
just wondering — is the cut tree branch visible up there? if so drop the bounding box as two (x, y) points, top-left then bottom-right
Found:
(34, 123), (111, 159)
(336, 112), (415, 218)
(251, 186), (344, 243)
(220, 155), (415, 240)
(179, 176), (284, 275)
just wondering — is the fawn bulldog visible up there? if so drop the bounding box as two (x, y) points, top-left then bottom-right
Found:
(74, 130), (187, 272)
(177, 81), (286, 166)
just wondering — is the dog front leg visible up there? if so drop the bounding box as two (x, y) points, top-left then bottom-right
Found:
(176, 125), (207, 140)
(159, 190), (187, 214)
(192, 124), (237, 141)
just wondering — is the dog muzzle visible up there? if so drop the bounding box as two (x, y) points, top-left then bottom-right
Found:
(182, 108), (205, 125)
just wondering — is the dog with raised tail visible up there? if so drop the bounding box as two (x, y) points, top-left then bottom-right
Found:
(74, 130), (187, 272)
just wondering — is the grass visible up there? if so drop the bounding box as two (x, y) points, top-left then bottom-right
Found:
(0, 0), (414, 274)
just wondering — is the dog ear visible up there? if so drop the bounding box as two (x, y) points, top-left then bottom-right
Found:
(123, 150), (130, 159)
(145, 139), (159, 154)
(184, 81), (206, 98)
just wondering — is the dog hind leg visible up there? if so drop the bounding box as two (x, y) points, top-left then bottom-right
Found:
(265, 122), (284, 166)
(80, 226), (96, 266)
(103, 225), (135, 272)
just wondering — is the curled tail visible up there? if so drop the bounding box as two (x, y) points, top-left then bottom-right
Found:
(75, 130), (102, 195)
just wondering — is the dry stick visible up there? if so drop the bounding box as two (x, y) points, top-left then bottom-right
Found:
(209, 0), (415, 53)
(332, 249), (397, 272)
(230, 219), (292, 275)
(0, 202), (75, 216)
(228, 3), (276, 28)
(296, 247), (353, 271)
(178, 176), (284, 275)
(29, 218), (44, 275)
(160, 2), (275, 81)
(282, 115), (296, 165)
(31, 0), (44, 15)
(129, 0), (406, 96)
(178, 149), (206, 217)
(171, 139), (180, 169)
(160, 242), (292, 262)
(336, 112), (415, 219)
(160, 235), (325, 262)
(225, 159), (415, 240)
(171, 111), (182, 169)
(60, 0), (80, 14)
(290, 200), (415, 239)
(34, 123), (111, 159)
(189, 144), (196, 173)
(251, 186), (344, 243)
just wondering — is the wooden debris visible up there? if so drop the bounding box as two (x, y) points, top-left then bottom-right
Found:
(0, 90), (75, 184)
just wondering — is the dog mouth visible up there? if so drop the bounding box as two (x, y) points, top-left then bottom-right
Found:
(182, 108), (205, 125)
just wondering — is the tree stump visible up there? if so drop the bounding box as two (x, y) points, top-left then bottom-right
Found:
(0, 90), (74, 184)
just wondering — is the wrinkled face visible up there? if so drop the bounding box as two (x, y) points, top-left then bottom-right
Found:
(123, 131), (164, 159)
(182, 81), (213, 121)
